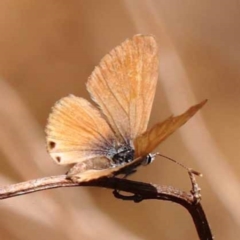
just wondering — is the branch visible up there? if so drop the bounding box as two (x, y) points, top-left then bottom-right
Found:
(0, 175), (213, 240)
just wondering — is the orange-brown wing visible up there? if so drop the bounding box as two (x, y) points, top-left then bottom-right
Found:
(46, 95), (116, 165)
(134, 100), (207, 157)
(87, 35), (159, 144)
(67, 156), (144, 183)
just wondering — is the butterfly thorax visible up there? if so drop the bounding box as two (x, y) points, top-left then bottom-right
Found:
(107, 144), (135, 165)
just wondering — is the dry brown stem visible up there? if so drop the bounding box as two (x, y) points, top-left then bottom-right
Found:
(0, 175), (213, 240)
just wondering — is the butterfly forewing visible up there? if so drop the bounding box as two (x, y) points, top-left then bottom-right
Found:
(46, 94), (116, 165)
(134, 100), (207, 157)
(87, 35), (159, 143)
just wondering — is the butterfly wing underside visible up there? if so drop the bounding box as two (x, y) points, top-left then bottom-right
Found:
(66, 156), (144, 182)
(87, 35), (159, 144)
(46, 95), (115, 165)
(134, 100), (207, 157)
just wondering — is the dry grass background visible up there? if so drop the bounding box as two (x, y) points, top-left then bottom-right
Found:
(0, 1), (240, 239)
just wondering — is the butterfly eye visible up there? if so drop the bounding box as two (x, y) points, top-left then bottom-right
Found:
(48, 141), (56, 149)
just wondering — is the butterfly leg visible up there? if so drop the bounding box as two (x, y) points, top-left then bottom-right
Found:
(112, 157), (148, 200)
(112, 166), (141, 201)
(121, 168), (137, 179)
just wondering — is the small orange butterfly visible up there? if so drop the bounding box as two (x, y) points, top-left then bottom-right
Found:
(46, 35), (206, 183)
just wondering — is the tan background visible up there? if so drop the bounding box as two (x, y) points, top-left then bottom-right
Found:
(0, 1), (240, 239)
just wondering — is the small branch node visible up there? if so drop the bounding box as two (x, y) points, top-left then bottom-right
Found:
(188, 169), (202, 204)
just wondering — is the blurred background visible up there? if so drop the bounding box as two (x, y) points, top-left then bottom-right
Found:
(0, 1), (239, 239)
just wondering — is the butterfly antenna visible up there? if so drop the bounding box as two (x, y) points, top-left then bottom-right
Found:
(153, 152), (202, 203)
(154, 152), (203, 177)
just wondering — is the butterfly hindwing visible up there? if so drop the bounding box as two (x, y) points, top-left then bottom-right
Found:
(46, 95), (116, 165)
(67, 156), (144, 183)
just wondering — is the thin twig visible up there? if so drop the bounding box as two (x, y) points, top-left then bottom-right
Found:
(0, 175), (213, 240)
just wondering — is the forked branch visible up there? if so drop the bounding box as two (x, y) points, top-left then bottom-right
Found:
(0, 175), (213, 240)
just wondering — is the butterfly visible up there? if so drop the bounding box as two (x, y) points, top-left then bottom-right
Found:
(46, 34), (207, 183)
